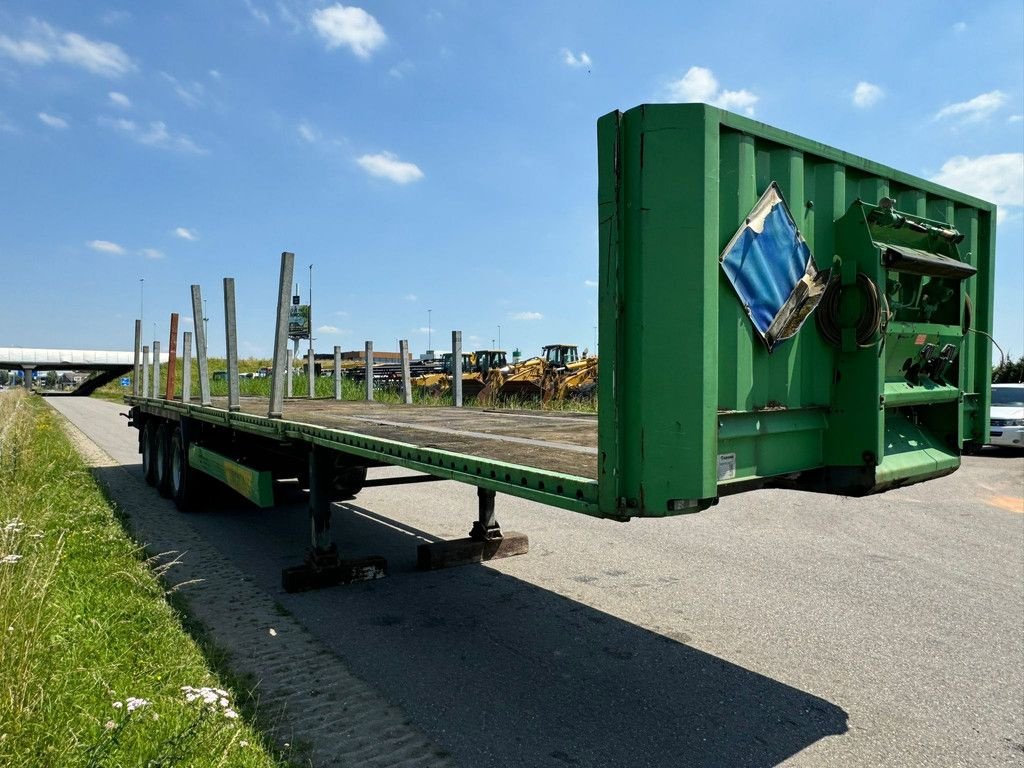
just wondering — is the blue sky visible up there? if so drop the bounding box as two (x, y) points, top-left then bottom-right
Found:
(1, 1), (1022, 363)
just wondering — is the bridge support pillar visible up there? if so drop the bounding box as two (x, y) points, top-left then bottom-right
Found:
(21, 366), (35, 389)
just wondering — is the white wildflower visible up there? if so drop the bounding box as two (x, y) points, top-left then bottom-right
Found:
(219, 697), (228, 707)
(125, 697), (150, 712)
(3, 518), (24, 532)
(1, 554), (23, 564)
(224, 709), (239, 719)
(112, 701), (123, 709)
(240, 741), (249, 748)
(104, 720), (116, 730)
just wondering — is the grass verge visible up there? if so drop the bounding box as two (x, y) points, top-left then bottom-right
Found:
(0, 390), (284, 767)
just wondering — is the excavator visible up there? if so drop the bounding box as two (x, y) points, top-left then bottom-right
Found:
(464, 350), (508, 399)
(498, 344), (594, 401)
(411, 352), (474, 396)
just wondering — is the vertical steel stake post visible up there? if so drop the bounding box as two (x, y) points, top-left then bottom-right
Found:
(191, 285), (212, 406)
(307, 346), (315, 399)
(152, 341), (161, 399)
(132, 319), (142, 396)
(165, 313), (179, 400)
(269, 252), (295, 418)
(364, 341), (374, 401)
(452, 330), (463, 408)
(223, 277), (240, 412)
(333, 345), (342, 400)
(141, 345), (150, 398)
(182, 331), (193, 403)
(400, 339), (412, 404)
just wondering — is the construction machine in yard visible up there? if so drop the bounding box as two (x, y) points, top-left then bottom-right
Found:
(464, 350), (508, 399)
(498, 345), (595, 401)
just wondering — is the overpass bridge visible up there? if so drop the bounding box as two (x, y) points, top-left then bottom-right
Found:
(0, 347), (167, 396)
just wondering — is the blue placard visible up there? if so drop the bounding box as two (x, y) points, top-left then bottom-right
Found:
(120, 377), (131, 387)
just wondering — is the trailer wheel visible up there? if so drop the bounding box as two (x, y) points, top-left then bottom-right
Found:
(142, 421), (159, 486)
(332, 463), (367, 498)
(169, 427), (205, 511)
(155, 422), (173, 497)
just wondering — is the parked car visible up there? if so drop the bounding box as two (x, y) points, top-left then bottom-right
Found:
(211, 370), (228, 382)
(989, 383), (1024, 449)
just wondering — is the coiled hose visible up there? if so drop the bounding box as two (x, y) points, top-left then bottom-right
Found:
(816, 273), (886, 348)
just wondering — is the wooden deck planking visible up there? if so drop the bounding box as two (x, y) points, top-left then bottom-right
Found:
(222, 398), (599, 480)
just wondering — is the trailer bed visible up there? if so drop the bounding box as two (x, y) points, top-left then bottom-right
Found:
(232, 398), (597, 478)
(127, 395), (601, 516)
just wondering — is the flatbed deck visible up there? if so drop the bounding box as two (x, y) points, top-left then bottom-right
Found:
(236, 398), (598, 479)
(127, 395), (602, 516)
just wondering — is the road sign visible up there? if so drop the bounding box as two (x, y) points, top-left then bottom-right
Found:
(120, 377), (131, 387)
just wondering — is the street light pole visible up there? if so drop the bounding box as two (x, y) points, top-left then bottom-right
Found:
(427, 309), (432, 351)
(498, 325), (501, 349)
(139, 278), (144, 328)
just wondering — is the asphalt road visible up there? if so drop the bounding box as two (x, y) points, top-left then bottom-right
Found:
(48, 396), (1024, 767)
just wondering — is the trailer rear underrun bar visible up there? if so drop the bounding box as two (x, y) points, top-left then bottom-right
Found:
(125, 102), (995, 591)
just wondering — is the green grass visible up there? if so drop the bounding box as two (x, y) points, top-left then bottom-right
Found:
(0, 390), (286, 767)
(91, 357), (598, 413)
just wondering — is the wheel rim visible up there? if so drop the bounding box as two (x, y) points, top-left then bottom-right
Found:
(172, 439), (183, 494)
(156, 430), (167, 483)
(143, 427), (153, 474)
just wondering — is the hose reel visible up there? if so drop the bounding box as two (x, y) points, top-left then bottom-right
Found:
(815, 273), (887, 348)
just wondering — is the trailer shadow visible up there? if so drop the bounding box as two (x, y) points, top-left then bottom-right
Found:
(93, 467), (848, 767)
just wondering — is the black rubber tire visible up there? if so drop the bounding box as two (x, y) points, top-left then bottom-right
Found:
(169, 427), (206, 511)
(142, 421), (159, 487)
(155, 422), (173, 497)
(332, 463), (367, 499)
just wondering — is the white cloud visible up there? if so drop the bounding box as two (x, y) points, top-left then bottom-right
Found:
(139, 248), (164, 260)
(87, 239), (125, 254)
(388, 60), (414, 79)
(297, 120), (319, 143)
(931, 154), (1024, 215)
(1009, 115), (1023, 124)
(99, 117), (206, 154)
(161, 72), (204, 108)
(934, 90), (1007, 123)
(952, 21), (967, 33)
(38, 112), (68, 129)
(311, 5), (386, 59)
(0, 21), (135, 77)
(243, 0), (271, 25)
(666, 66), (758, 116)
(108, 91), (130, 108)
(208, 68), (222, 80)
(356, 151), (424, 184)
(317, 325), (349, 334)
(510, 311), (543, 321)
(852, 81), (884, 108)
(174, 226), (198, 241)
(0, 36), (50, 64)
(562, 49), (592, 69)
(583, 279), (598, 288)
(0, 113), (16, 133)
(404, 293), (417, 302)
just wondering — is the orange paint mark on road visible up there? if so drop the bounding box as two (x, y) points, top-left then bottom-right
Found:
(987, 496), (1024, 514)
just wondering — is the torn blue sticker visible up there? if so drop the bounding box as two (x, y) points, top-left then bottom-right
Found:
(720, 182), (828, 352)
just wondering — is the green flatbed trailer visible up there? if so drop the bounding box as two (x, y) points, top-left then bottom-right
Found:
(127, 103), (995, 591)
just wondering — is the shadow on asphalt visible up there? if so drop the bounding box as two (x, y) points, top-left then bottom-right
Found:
(93, 467), (849, 768)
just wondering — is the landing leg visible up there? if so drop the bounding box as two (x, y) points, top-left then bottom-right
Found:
(417, 487), (529, 571)
(281, 447), (387, 592)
